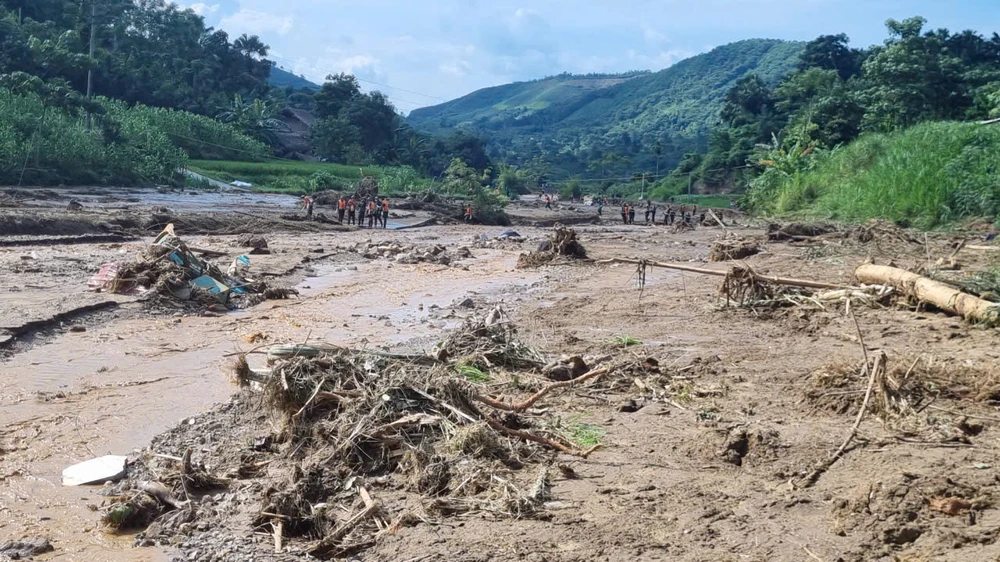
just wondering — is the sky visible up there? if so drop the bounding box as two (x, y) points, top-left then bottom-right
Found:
(177, 0), (1000, 114)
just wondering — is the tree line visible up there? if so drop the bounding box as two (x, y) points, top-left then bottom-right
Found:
(665, 17), (1000, 196)
(0, 0), (492, 186)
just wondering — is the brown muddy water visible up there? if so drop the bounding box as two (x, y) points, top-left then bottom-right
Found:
(0, 223), (546, 561)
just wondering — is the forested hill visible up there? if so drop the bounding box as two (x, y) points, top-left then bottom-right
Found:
(407, 39), (805, 177)
(269, 67), (321, 91)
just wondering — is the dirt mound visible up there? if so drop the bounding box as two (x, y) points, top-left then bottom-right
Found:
(709, 237), (762, 262)
(516, 227), (588, 268)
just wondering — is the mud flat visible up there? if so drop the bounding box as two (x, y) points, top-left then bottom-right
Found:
(2, 193), (1000, 562)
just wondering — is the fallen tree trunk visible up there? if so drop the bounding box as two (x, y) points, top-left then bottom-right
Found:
(597, 258), (847, 290)
(855, 264), (999, 324)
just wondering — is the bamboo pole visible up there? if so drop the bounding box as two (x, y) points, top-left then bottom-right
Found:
(855, 264), (999, 324)
(597, 258), (848, 290)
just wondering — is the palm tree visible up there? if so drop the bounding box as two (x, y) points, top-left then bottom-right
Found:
(234, 34), (270, 59)
(233, 34), (269, 78)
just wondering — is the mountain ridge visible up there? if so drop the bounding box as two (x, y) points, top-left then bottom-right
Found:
(407, 39), (806, 177)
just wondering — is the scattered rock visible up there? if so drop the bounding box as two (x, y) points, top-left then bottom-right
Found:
(0, 538), (54, 559)
(617, 399), (642, 413)
(542, 355), (589, 381)
(883, 524), (923, 545)
(68, 325), (86, 333)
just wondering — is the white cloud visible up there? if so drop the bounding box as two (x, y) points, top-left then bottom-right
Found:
(439, 60), (472, 76)
(286, 47), (385, 85)
(219, 9), (294, 37)
(182, 3), (220, 16)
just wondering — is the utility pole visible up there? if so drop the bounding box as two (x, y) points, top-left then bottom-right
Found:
(687, 174), (693, 202)
(86, 2), (96, 129)
(640, 173), (645, 200)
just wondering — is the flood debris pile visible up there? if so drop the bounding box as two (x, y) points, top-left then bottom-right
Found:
(101, 308), (607, 560)
(807, 354), (1000, 426)
(350, 240), (473, 265)
(436, 305), (544, 369)
(771, 219), (925, 258)
(89, 225), (296, 311)
(231, 233), (269, 253)
(767, 222), (838, 242)
(516, 227), (588, 268)
(709, 237), (762, 262)
(355, 176), (379, 200)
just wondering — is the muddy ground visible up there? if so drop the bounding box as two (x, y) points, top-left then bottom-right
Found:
(1, 188), (999, 562)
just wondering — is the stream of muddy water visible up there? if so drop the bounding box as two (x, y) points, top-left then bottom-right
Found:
(0, 228), (544, 561)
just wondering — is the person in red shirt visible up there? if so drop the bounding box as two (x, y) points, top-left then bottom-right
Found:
(337, 196), (347, 223)
(367, 200), (377, 228)
(464, 205), (473, 222)
(381, 198), (389, 228)
(347, 197), (356, 225)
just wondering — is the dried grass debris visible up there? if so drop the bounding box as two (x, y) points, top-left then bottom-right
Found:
(516, 227), (588, 268)
(709, 238), (762, 262)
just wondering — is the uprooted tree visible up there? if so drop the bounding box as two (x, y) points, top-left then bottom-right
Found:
(443, 158), (509, 225)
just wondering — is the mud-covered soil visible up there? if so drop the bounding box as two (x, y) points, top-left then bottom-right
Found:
(1, 190), (1000, 562)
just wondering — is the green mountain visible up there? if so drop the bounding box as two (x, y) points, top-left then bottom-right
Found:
(269, 67), (322, 91)
(407, 39), (805, 178)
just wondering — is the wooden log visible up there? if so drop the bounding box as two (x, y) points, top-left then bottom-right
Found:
(597, 258), (847, 290)
(855, 264), (999, 324)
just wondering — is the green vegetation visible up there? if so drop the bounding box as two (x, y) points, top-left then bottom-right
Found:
(747, 122), (1000, 228)
(268, 67), (320, 91)
(441, 158), (508, 222)
(187, 159), (431, 195)
(0, 89), (188, 185)
(2, 1), (273, 116)
(612, 335), (642, 348)
(679, 17), (1000, 227)
(455, 363), (491, 383)
(557, 416), (605, 449)
(408, 40), (804, 179)
(0, 1), (484, 187)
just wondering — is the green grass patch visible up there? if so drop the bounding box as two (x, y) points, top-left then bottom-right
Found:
(455, 363), (491, 383)
(559, 416), (605, 449)
(612, 335), (643, 348)
(747, 121), (1000, 229)
(187, 159), (433, 196)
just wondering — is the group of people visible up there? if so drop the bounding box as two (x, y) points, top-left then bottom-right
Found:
(301, 195), (391, 228)
(340, 196), (390, 228)
(615, 199), (706, 226)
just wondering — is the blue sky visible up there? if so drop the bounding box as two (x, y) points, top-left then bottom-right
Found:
(177, 0), (1000, 113)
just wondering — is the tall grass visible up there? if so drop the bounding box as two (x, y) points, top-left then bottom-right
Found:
(188, 159), (433, 195)
(748, 121), (1000, 228)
